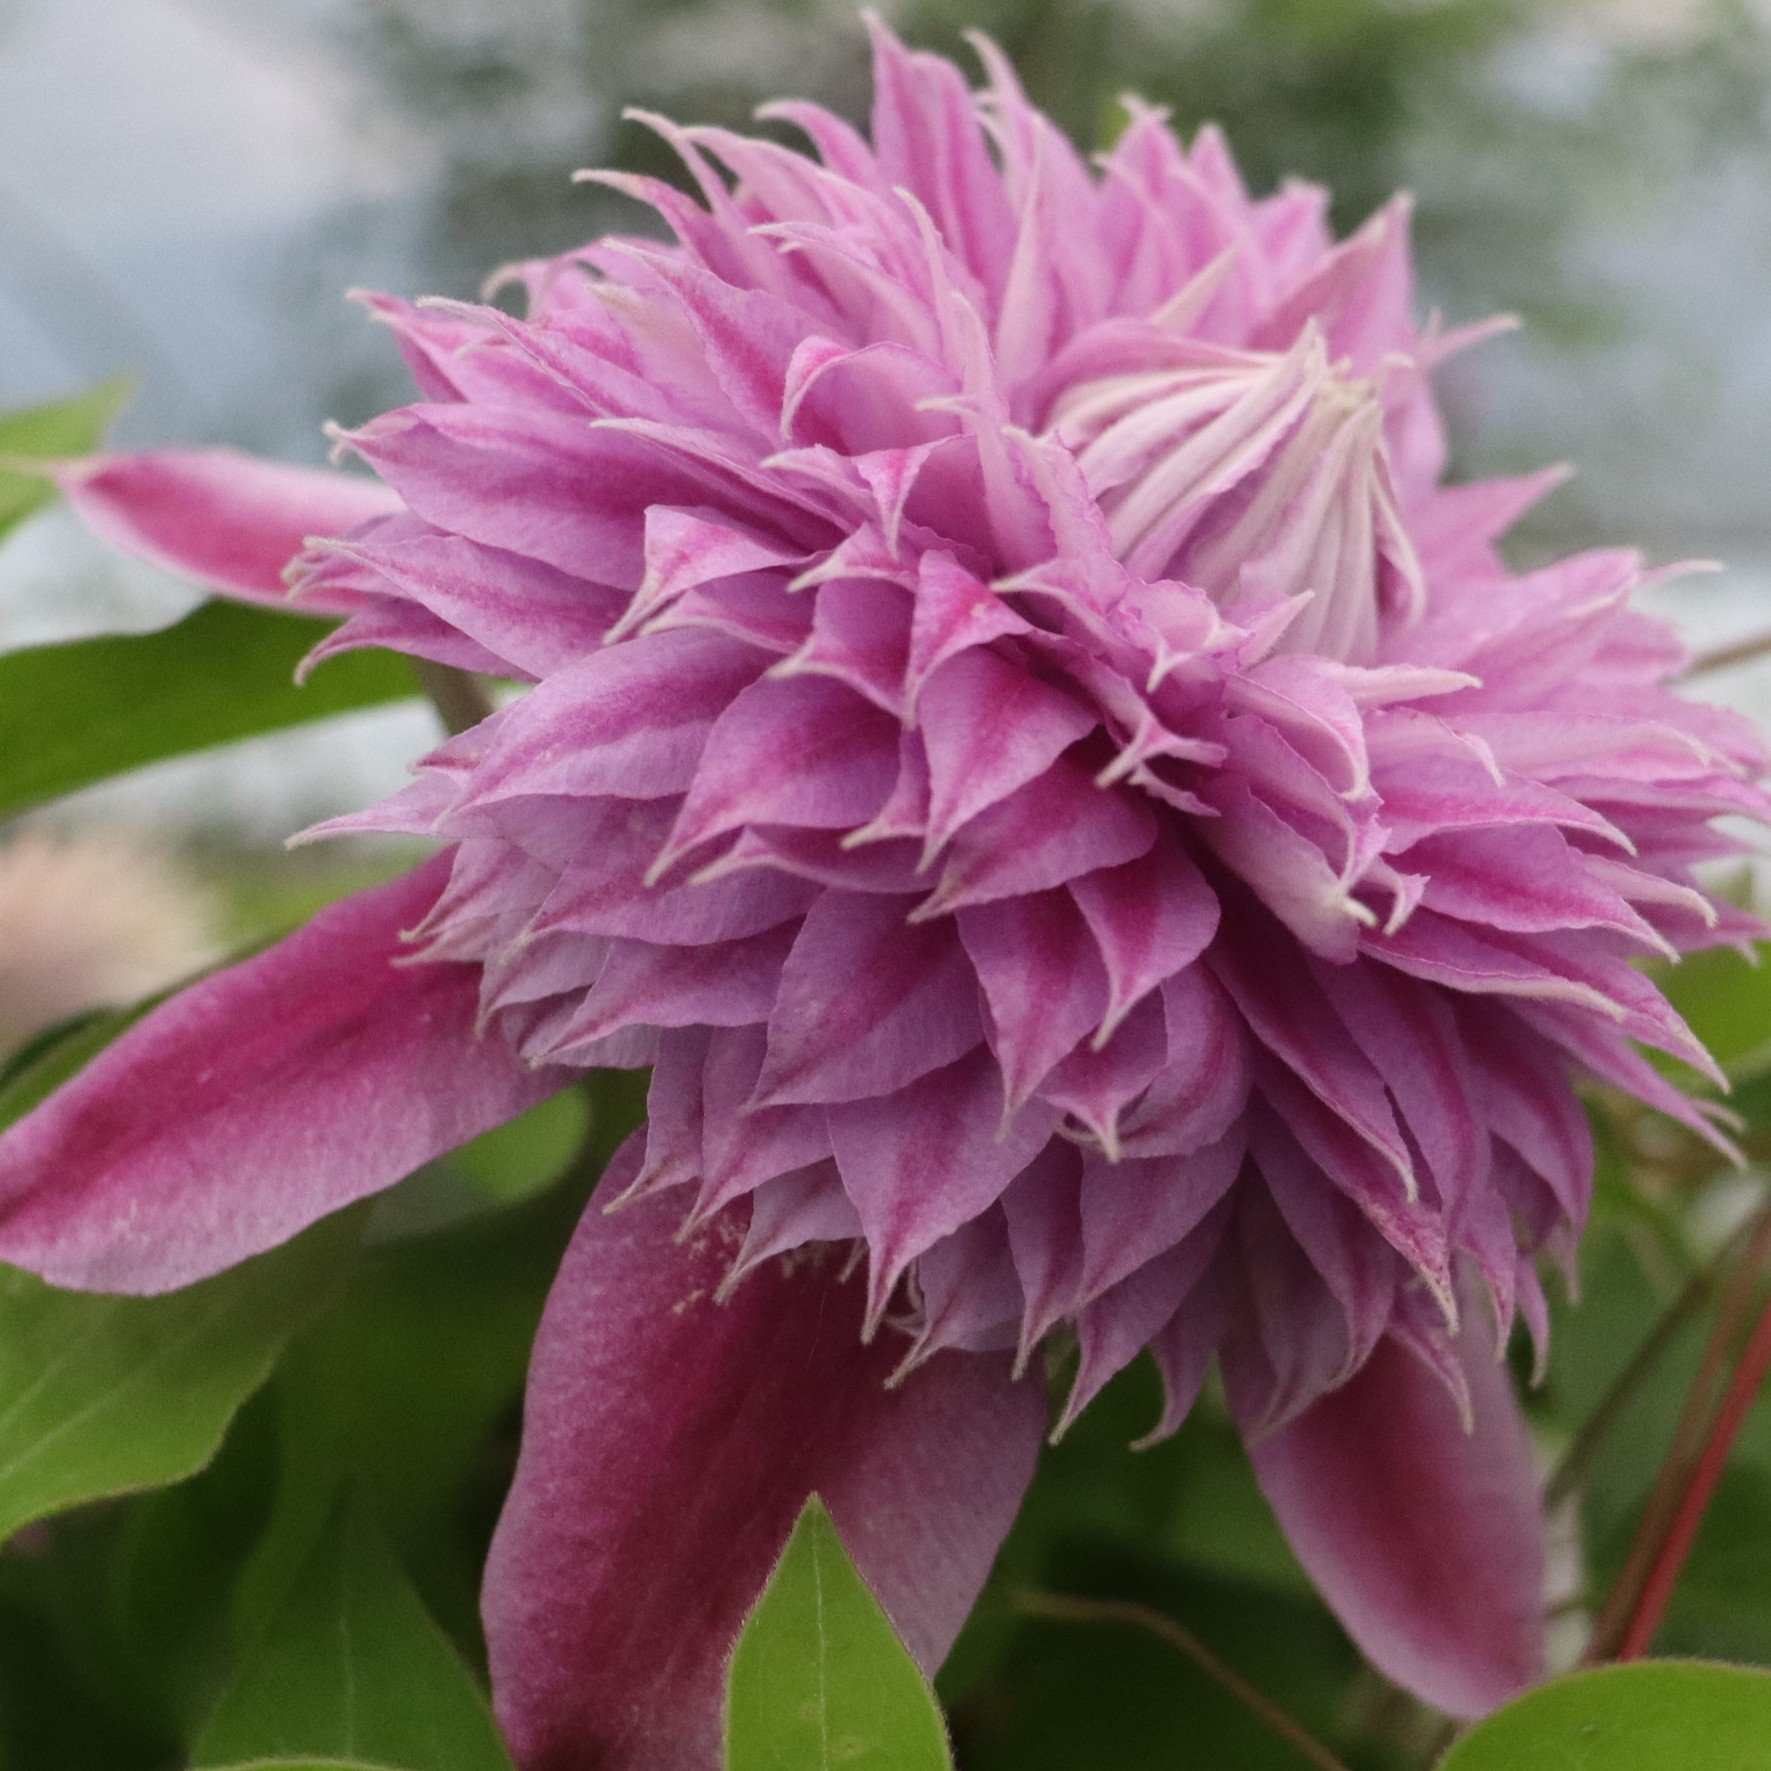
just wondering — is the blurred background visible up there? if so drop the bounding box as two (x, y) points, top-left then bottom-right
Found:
(2, 0), (1771, 841)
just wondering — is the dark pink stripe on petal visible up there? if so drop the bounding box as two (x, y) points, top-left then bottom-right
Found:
(757, 891), (985, 1106)
(959, 890), (1108, 1108)
(0, 856), (562, 1292)
(483, 1141), (1045, 1771)
(829, 1049), (1059, 1320)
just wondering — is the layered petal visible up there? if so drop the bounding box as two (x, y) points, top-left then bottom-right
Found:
(1243, 1312), (1546, 1717)
(483, 1136), (1045, 1771)
(0, 857), (562, 1291)
(59, 449), (399, 613)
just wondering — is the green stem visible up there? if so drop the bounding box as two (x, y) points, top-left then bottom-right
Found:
(411, 659), (496, 735)
(1543, 1217), (1751, 1512)
(1617, 1285), (1771, 1657)
(1587, 1202), (1771, 1661)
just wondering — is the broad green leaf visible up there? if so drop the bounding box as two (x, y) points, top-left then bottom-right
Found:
(726, 1495), (953, 1771)
(0, 1210), (361, 1542)
(1543, 1221), (1711, 1560)
(1163, 1415), (1309, 1594)
(0, 380), (129, 538)
(1437, 1661), (1771, 1769)
(1648, 1467), (1771, 1664)
(99, 1391), (282, 1746)
(944, 1364), (1359, 1770)
(231, 1211), (560, 1657)
(194, 1504), (514, 1771)
(0, 598), (418, 820)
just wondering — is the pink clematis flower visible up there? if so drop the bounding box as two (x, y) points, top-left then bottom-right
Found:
(2, 22), (1765, 1763)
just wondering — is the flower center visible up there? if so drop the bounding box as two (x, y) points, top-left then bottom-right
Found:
(1048, 324), (1423, 663)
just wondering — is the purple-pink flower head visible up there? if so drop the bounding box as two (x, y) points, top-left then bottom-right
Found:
(7, 21), (1768, 1763)
(305, 32), (1755, 1431)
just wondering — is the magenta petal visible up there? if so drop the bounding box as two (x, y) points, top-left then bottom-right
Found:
(483, 1139), (1046, 1771)
(829, 1049), (1059, 1319)
(1246, 1321), (1547, 1718)
(755, 890), (984, 1105)
(0, 857), (563, 1292)
(62, 449), (399, 613)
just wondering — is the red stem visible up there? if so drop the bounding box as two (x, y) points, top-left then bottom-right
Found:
(1616, 1285), (1771, 1659)
(1586, 1205), (1771, 1662)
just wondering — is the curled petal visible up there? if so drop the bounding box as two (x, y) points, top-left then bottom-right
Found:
(1244, 1313), (1546, 1718)
(60, 449), (399, 613)
(0, 856), (562, 1292)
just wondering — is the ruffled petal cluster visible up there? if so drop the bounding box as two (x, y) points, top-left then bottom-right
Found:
(298, 26), (1761, 1444)
(7, 21), (1767, 1752)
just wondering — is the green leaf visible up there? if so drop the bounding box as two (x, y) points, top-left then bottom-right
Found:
(0, 1210), (361, 1542)
(0, 598), (418, 820)
(448, 1086), (591, 1207)
(0, 381), (129, 539)
(233, 1071), (639, 1663)
(726, 1495), (953, 1771)
(1645, 1467), (1771, 1664)
(233, 1199), (565, 1655)
(1437, 1661), (1771, 1770)
(193, 1504), (514, 1771)
(96, 1391), (282, 1746)
(1654, 942), (1771, 1077)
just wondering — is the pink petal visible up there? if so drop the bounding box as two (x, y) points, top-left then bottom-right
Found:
(828, 1049), (1060, 1323)
(1000, 1141), (1086, 1357)
(1076, 1133), (1244, 1305)
(1061, 1220), (1229, 1432)
(906, 550), (1033, 705)
(755, 890), (984, 1105)
(61, 449), (399, 613)
(696, 1027), (834, 1212)
(918, 649), (1096, 854)
(958, 889), (1108, 1108)
(1117, 968), (1251, 1159)
(1245, 1319), (1547, 1718)
(0, 857), (561, 1292)
(457, 627), (767, 808)
(536, 926), (797, 1059)
(774, 577), (913, 717)
(865, 16), (1016, 301)
(309, 528), (621, 676)
(916, 755), (1157, 920)
(1036, 990), (1169, 1154)
(1068, 836), (1220, 1042)
(1210, 914), (1414, 1185)
(1308, 958), (1484, 1219)
(660, 675), (901, 868)
(483, 1140), (1045, 1771)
